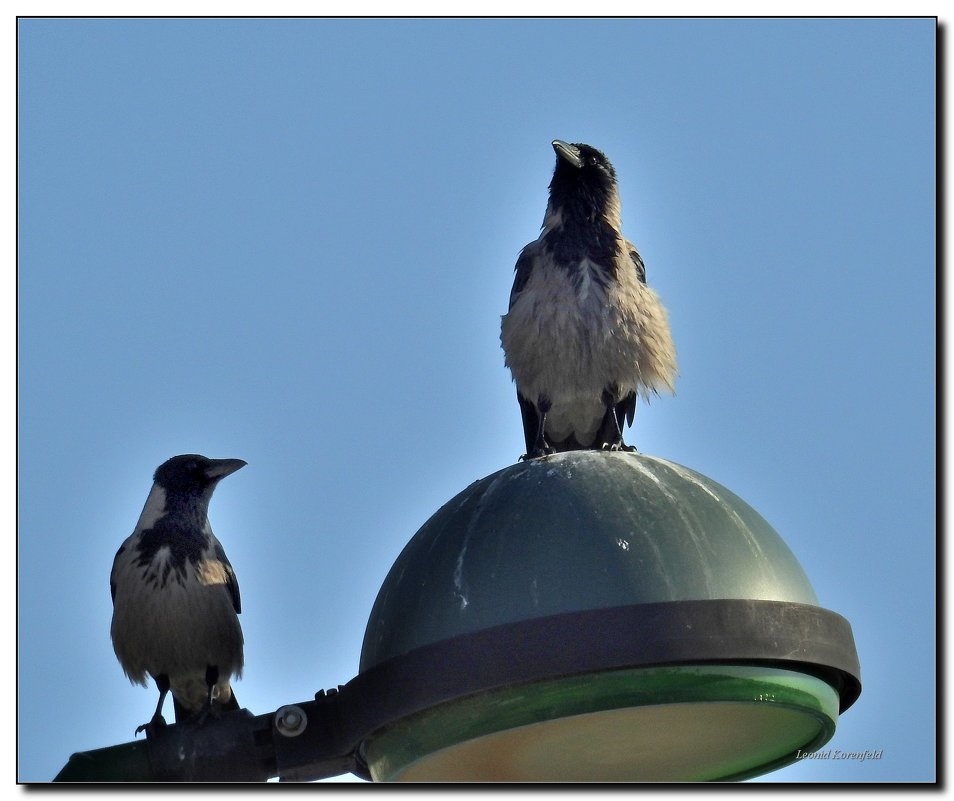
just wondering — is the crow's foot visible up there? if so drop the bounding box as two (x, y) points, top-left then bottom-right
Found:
(190, 694), (226, 727)
(602, 441), (637, 453)
(135, 714), (167, 738)
(521, 445), (555, 461)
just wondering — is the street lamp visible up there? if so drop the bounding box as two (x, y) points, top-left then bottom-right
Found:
(55, 451), (859, 782)
(357, 451), (860, 781)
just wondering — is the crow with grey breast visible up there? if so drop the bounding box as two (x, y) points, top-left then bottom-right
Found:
(501, 140), (677, 459)
(110, 454), (246, 735)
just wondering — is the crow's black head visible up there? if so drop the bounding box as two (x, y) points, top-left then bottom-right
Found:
(153, 454), (247, 497)
(548, 140), (618, 204)
(544, 141), (623, 267)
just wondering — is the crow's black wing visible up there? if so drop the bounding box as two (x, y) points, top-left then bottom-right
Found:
(109, 544), (126, 603)
(213, 538), (242, 615)
(509, 242), (540, 309)
(627, 242), (647, 284)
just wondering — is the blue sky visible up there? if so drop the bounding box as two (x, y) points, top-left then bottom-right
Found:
(18, 18), (935, 783)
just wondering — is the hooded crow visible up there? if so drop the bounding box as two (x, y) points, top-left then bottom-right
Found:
(110, 454), (246, 735)
(501, 140), (677, 459)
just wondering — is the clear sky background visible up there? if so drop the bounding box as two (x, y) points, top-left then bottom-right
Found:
(18, 18), (935, 783)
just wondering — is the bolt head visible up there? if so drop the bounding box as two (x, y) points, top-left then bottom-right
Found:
(275, 705), (308, 737)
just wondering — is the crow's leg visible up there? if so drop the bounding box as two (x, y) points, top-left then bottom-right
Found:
(191, 665), (221, 725)
(522, 396), (555, 460)
(600, 388), (635, 452)
(135, 673), (170, 737)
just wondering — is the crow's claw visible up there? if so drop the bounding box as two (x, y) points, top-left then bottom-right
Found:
(135, 714), (168, 738)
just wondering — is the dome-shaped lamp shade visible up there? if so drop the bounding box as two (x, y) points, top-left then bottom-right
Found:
(357, 452), (860, 782)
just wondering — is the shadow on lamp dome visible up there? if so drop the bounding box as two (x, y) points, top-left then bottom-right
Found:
(355, 451), (860, 782)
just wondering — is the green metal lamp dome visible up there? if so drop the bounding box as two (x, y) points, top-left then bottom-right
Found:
(356, 451), (860, 782)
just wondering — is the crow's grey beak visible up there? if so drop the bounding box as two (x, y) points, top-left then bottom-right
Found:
(552, 140), (583, 168)
(204, 458), (247, 481)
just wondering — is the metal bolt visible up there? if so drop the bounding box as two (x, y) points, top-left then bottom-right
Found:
(274, 705), (307, 737)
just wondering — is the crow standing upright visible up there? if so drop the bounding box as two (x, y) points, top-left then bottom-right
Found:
(110, 454), (246, 735)
(500, 140), (677, 459)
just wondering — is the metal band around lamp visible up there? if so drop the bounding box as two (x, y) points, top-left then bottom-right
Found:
(348, 600), (860, 781)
